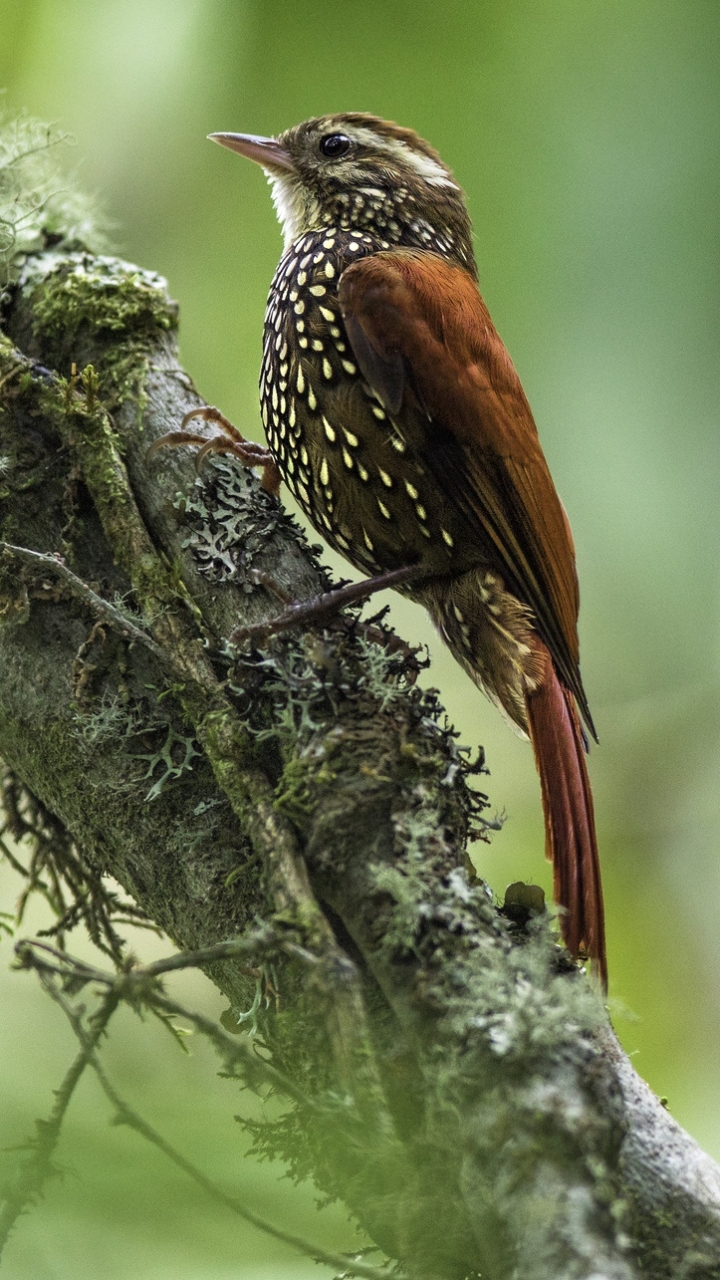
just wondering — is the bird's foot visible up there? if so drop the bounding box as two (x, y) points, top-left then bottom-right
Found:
(230, 564), (422, 646)
(148, 405), (281, 494)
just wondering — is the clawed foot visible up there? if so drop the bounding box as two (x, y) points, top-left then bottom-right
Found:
(230, 564), (423, 646)
(148, 405), (281, 495)
(149, 409), (422, 645)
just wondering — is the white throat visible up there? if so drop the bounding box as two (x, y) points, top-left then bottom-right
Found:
(267, 172), (322, 250)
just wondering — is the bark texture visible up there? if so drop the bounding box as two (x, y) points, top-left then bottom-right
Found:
(1, 236), (720, 1280)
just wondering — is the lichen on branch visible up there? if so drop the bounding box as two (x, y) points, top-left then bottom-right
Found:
(0, 112), (108, 288)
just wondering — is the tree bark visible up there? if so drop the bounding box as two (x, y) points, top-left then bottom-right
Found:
(1, 240), (720, 1280)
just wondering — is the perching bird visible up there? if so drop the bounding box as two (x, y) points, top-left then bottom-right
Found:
(178, 114), (606, 986)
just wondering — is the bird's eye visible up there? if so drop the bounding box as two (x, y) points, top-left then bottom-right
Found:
(319, 133), (351, 159)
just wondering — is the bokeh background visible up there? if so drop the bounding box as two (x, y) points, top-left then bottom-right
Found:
(1, 2), (719, 1277)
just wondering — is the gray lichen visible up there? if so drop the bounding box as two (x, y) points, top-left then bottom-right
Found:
(0, 113), (108, 289)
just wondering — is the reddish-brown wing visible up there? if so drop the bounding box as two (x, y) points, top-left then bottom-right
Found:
(339, 250), (594, 736)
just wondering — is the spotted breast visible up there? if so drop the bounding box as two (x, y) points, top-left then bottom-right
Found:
(259, 227), (473, 587)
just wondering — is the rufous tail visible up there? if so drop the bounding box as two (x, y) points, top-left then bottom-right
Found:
(525, 641), (607, 990)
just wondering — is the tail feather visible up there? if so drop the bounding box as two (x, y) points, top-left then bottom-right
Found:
(525, 643), (607, 990)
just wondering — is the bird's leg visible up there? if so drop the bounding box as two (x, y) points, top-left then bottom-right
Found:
(230, 564), (423, 646)
(148, 406), (281, 494)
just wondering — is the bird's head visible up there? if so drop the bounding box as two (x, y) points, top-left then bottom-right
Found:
(210, 113), (476, 274)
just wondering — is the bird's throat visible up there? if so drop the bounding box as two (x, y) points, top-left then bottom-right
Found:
(268, 173), (324, 249)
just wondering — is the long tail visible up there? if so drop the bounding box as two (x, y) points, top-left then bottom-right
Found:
(525, 641), (607, 990)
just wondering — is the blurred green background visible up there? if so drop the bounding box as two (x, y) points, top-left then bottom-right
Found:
(1, 1), (719, 1276)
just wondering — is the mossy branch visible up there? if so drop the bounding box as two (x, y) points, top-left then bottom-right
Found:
(2, 116), (720, 1280)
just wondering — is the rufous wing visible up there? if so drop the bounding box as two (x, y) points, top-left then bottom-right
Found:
(339, 250), (595, 739)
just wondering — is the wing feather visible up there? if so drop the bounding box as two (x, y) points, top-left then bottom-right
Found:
(339, 250), (595, 736)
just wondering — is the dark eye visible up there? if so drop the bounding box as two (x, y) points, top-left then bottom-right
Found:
(319, 133), (351, 159)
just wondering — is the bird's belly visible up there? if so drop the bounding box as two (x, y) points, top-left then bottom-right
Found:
(271, 374), (478, 580)
(417, 567), (543, 734)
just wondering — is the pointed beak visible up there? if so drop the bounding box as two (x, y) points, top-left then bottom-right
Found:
(208, 132), (296, 175)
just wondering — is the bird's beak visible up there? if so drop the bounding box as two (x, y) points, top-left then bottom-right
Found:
(208, 132), (296, 175)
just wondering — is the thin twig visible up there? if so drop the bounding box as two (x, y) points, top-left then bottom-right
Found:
(0, 832), (30, 876)
(3, 791), (151, 958)
(0, 128), (73, 172)
(0, 541), (163, 656)
(140, 929), (280, 977)
(143, 988), (319, 1111)
(15, 938), (319, 1111)
(0, 987), (119, 1259)
(16, 930), (318, 984)
(16, 931), (279, 984)
(45, 978), (399, 1280)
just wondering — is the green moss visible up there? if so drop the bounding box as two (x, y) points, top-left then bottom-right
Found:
(0, 558), (30, 626)
(26, 253), (177, 343)
(274, 754), (316, 828)
(10, 715), (73, 805)
(193, 708), (256, 826)
(40, 376), (174, 616)
(17, 253), (177, 415)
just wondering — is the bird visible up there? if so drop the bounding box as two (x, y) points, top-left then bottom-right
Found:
(178, 113), (607, 986)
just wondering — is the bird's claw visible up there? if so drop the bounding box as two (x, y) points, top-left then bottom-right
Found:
(147, 405), (281, 494)
(229, 564), (423, 647)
